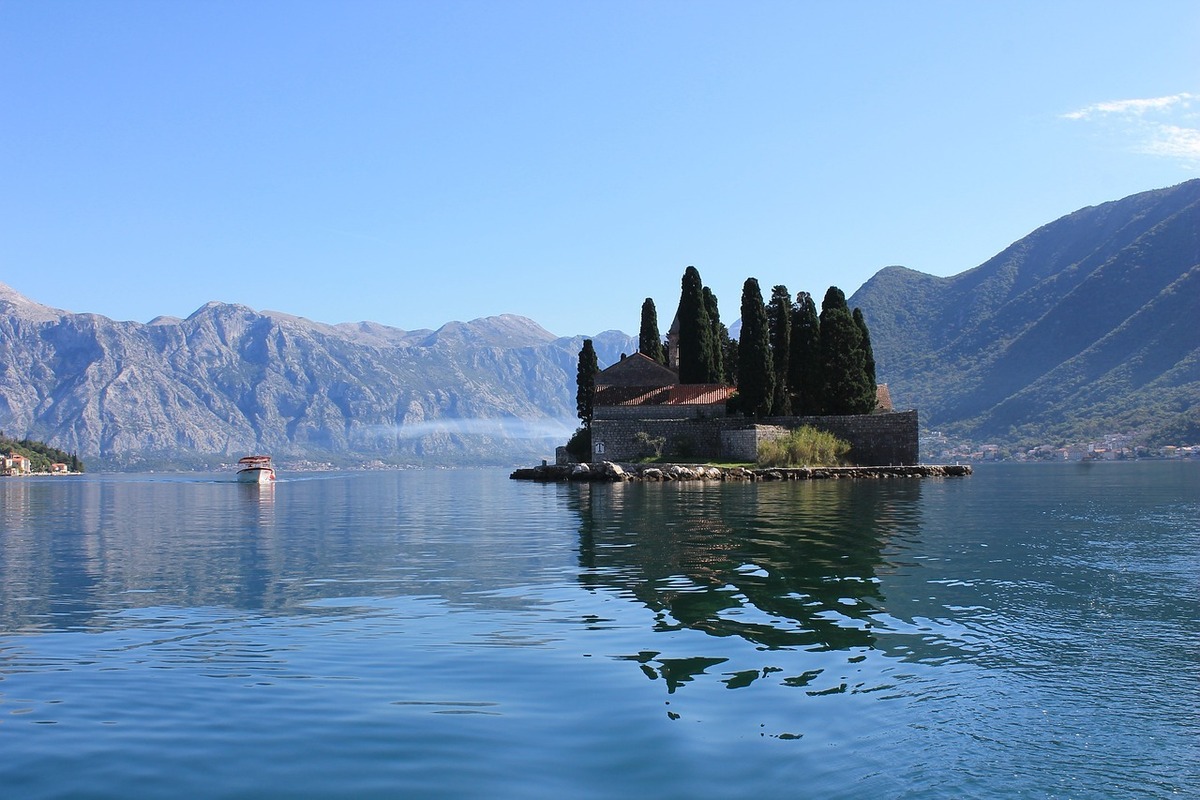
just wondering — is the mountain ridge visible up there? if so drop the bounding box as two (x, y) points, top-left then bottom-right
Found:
(0, 283), (635, 468)
(3, 180), (1197, 467)
(850, 178), (1200, 447)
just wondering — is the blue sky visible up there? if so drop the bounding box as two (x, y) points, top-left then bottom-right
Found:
(3, 1), (1198, 337)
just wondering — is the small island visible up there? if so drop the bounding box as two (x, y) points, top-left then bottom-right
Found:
(512, 462), (971, 482)
(515, 269), (970, 483)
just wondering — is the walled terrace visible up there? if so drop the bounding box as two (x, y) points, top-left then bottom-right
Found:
(510, 461), (972, 483)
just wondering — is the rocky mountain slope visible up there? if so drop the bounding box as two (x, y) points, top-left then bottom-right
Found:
(0, 284), (635, 468)
(850, 179), (1200, 446)
(5, 181), (1196, 468)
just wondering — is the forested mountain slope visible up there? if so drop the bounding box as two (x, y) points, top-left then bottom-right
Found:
(851, 179), (1200, 445)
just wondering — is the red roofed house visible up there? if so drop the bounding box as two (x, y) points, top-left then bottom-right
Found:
(583, 352), (917, 465)
(589, 353), (735, 461)
(3, 452), (32, 476)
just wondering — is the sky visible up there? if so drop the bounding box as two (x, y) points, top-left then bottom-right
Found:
(2, 1), (1198, 337)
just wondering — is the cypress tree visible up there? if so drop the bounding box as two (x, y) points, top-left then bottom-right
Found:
(723, 334), (739, 387)
(819, 287), (871, 415)
(677, 266), (716, 383)
(767, 284), (792, 415)
(737, 278), (775, 417)
(853, 307), (878, 412)
(576, 339), (599, 429)
(638, 298), (665, 364)
(703, 286), (729, 383)
(789, 291), (822, 415)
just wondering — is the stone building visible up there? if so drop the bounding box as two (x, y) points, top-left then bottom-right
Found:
(588, 353), (917, 466)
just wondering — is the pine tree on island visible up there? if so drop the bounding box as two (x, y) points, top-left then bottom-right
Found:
(853, 307), (877, 408)
(576, 339), (598, 430)
(818, 287), (874, 415)
(676, 266), (719, 384)
(737, 278), (775, 416)
(789, 291), (822, 415)
(638, 298), (666, 365)
(627, 272), (877, 421)
(703, 286), (730, 384)
(767, 284), (793, 415)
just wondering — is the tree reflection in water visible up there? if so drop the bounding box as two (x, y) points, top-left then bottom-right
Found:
(569, 478), (924, 692)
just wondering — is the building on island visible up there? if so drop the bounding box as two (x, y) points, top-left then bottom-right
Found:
(587, 353), (918, 466)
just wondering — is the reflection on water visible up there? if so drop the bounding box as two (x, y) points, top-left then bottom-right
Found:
(0, 465), (1197, 799)
(0, 477), (291, 631)
(586, 481), (921, 643)
(0, 472), (565, 633)
(568, 479), (926, 695)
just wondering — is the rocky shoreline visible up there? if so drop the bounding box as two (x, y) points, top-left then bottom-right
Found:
(510, 462), (972, 482)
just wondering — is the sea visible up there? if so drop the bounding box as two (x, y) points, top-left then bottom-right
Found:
(0, 461), (1196, 799)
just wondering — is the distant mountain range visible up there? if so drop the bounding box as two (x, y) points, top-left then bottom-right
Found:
(850, 178), (1200, 447)
(0, 284), (634, 468)
(3, 180), (1197, 467)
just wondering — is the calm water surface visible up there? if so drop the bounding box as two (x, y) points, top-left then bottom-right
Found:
(1, 462), (1197, 798)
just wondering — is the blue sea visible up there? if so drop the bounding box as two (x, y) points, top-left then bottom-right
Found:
(1, 462), (1197, 798)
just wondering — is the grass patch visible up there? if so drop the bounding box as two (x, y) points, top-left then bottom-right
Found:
(757, 426), (850, 467)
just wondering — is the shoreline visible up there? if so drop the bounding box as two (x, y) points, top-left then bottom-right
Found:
(511, 462), (973, 482)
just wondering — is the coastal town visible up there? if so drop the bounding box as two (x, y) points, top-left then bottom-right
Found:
(1, 452), (76, 476)
(923, 431), (1200, 463)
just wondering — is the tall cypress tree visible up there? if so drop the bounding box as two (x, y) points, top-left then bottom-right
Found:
(723, 334), (739, 387)
(767, 284), (792, 415)
(853, 307), (877, 412)
(638, 298), (665, 364)
(737, 278), (775, 417)
(819, 287), (871, 415)
(677, 266), (716, 383)
(576, 339), (599, 429)
(703, 286), (729, 383)
(789, 291), (822, 415)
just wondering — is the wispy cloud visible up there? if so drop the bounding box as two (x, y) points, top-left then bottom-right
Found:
(360, 417), (576, 441)
(1063, 92), (1200, 165)
(1062, 92), (1196, 121)
(1139, 124), (1200, 159)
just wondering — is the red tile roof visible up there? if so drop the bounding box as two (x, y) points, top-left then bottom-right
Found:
(594, 383), (734, 407)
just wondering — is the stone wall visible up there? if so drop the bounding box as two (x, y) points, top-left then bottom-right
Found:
(591, 416), (728, 462)
(763, 410), (920, 466)
(720, 425), (789, 462)
(592, 409), (919, 465)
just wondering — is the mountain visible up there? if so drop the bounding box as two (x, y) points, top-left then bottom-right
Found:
(850, 179), (1200, 447)
(0, 283), (636, 468)
(6, 180), (1196, 467)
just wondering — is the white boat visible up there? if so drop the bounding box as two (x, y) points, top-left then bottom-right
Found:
(236, 455), (276, 483)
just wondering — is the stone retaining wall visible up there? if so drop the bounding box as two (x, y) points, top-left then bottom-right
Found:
(590, 409), (919, 466)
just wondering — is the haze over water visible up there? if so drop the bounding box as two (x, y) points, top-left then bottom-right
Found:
(1, 463), (1196, 798)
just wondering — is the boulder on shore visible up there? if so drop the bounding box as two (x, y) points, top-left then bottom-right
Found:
(511, 463), (974, 483)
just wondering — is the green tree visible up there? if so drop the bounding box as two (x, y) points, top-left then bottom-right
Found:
(819, 287), (872, 415)
(677, 266), (717, 383)
(576, 339), (599, 429)
(723, 334), (739, 387)
(789, 291), (822, 415)
(737, 278), (775, 416)
(638, 298), (665, 364)
(767, 284), (792, 415)
(853, 307), (878, 411)
(0, 433), (84, 472)
(703, 286), (729, 383)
